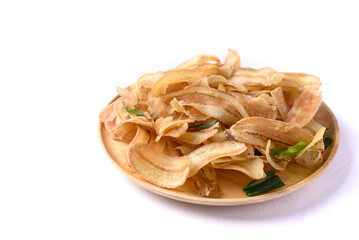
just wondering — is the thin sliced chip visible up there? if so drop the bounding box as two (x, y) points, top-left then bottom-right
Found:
(110, 116), (153, 140)
(210, 132), (227, 142)
(169, 98), (187, 114)
(175, 145), (196, 155)
(188, 141), (247, 177)
(230, 92), (277, 119)
(163, 138), (181, 157)
(228, 117), (313, 148)
(100, 101), (122, 133)
(154, 117), (191, 141)
(130, 144), (188, 172)
(113, 99), (131, 121)
(116, 85), (138, 107)
(148, 131), (166, 153)
(175, 122), (219, 145)
(182, 102), (239, 126)
(248, 90), (271, 97)
(207, 75), (248, 93)
(152, 69), (203, 97)
(175, 55), (220, 70)
(194, 165), (218, 197)
(125, 127), (151, 172)
(210, 157), (245, 166)
(286, 90), (322, 128)
(135, 71), (164, 100)
(110, 122), (137, 143)
(229, 67), (283, 87)
(219, 64), (234, 79)
(296, 149), (323, 167)
(161, 86), (249, 119)
(212, 157), (265, 180)
(270, 87), (289, 120)
(195, 63), (221, 77)
(265, 140), (285, 170)
(128, 145), (189, 188)
(146, 97), (174, 117)
(129, 126), (150, 147)
(278, 72), (321, 91)
(296, 126), (326, 158)
(223, 49), (241, 70)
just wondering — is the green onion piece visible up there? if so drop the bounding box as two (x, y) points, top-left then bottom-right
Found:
(245, 175), (285, 197)
(122, 107), (160, 118)
(189, 120), (219, 130)
(270, 141), (309, 156)
(243, 169), (276, 191)
(324, 137), (333, 149)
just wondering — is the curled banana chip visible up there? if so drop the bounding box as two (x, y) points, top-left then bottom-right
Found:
(228, 117), (313, 148)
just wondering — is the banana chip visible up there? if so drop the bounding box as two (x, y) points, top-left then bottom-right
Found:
(286, 90), (322, 128)
(152, 69), (203, 97)
(128, 144), (189, 188)
(228, 117), (313, 148)
(188, 141), (247, 177)
(230, 92), (277, 119)
(270, 87), (289, 120)
(175, 122), (219, 145)
(279, 72), (321, 91)
(154, 117), (192, 141)
(193, 165), (219, 197)
(212, 157), (265, 179)
(229, 67), (283, 87)
(175, 55), (220, 70)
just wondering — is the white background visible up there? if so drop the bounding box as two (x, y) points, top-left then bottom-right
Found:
(1, 1), (358, 239)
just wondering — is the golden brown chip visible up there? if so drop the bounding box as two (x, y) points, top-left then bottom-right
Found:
(175, 55), (220, 70)
(223, 49), (241, 70)
(154, 117), (193, 141)
(286, 90), (322, 128)
(161, 86), (249, 124)
(128, 144), (189, 188)
(193, 165), (219, 197)
(152, 69), (203, 97)
(188, 141), (247, 177)
(265, 140), (285, 171)
(175, 122), (219, 145)
(212, 157), (265, 180)
(279, 72), (321, 91)
(296, 126), (326, 158)
(228, 117), (313, 148)
(270, 87), (289, 120)
(230, 92), (277, 119)
(229, 67), (283, 87)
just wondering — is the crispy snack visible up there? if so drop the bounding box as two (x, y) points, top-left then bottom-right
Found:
(100, 49), (328, 197)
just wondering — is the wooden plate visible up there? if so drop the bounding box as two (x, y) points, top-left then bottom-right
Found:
(99, 102), (339, 206)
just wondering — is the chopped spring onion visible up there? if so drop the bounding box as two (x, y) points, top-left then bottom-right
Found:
(243, 169), (284, 197)
(270, 141), (309, 156)
(189, 120), (219, 130)
(122, 107), (160, 118)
